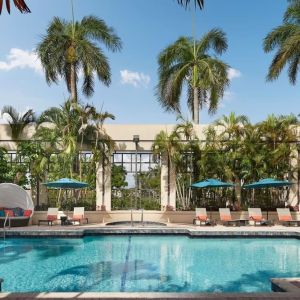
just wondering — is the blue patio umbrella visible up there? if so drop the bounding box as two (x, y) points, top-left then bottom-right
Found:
(243, 178), (294, 220)
(191, 178), (235, 189)
(243, 178), (293, 189)
(43, 178), (88, 189)
(44, 178), (89, 205)
(191, 179), (235, 214)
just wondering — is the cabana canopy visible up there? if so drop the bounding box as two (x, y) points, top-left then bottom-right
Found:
(0, 183), (34, 211)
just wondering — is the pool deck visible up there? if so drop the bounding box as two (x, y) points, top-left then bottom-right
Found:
(2, 224), (300, 299)
(3, 222), (300, 238)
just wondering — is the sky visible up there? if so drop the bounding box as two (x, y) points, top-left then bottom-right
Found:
(0, 0), (299, 125)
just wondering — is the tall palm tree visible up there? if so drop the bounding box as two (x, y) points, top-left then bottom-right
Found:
(1, 105), (35, 140)
(0, 0), (30, 14)
(157, 29), (229, 124)
(264, 0), (300, 84)
(37, 16), (122, 103)
(177, 0), (204, 9)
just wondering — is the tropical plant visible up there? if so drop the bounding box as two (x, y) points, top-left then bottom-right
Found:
(0, 0), (30, 14)
(264, 0), (300, 84)
(35, 100), (115, 179)
(157, 29), (229, 124)
(1, 105), (36, 140)
(37, 16), (122, 102)
(111, 165), (128, 188)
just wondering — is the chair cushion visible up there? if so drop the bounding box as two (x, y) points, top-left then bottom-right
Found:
(47, 215), (57, 221)
(250, 215), (262, 221)
(72, 215), (83, 220)
(4, 209), (14, 217)
(280, 215), (292, 221)
(13, 207), (24, 217)
(198, 215), (207, 221)
(23, 210), (32, 217)
(221, 215), (231, 221)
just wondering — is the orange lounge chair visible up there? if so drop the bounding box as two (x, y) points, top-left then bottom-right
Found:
(194, 208), (214, 226)
(277, 208), (300, 226)
(219, 208), (243, 226)
(248, 208), (272, 226)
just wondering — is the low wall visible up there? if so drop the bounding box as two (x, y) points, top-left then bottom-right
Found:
(31, 210), (300, 225)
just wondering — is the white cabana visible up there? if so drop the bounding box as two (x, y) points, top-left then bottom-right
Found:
(0, 183), (34, 212)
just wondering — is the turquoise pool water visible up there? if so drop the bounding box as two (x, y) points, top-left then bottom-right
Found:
(0, 236), (299, 292)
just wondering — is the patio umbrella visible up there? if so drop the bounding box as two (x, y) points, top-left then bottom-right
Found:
(43, 178), (89, 205)
(243, 178), (293, 189)
(191, 178), (235, 189)
(191, 179), (235, 216)
(44, 178), (88, 189)
(243, 178), (294, 219)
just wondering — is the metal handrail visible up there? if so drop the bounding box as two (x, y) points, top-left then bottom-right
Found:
(3, 214), (10, 241)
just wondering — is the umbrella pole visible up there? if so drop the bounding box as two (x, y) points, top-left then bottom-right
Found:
(57, 188), (62, 208)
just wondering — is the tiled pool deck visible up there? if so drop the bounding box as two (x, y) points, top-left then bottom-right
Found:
(3, 222), (300, 238)
(2, 223), (300, 299)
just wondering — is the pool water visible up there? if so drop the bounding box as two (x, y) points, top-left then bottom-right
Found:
(0, 236), (299, 292)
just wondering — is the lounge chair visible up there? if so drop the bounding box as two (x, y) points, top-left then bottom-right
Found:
(193, 208), (214, 226)
(69, 207), (88, 225)
(38, 207), (58, 226)
(219, 208), (245, 226)
(277, 208), (300, 226)
(248, 208), (272, 226)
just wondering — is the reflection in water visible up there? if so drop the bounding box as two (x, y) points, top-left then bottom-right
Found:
(1, 236), (300, 292)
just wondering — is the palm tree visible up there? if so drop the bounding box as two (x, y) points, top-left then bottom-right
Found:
(0, 0), (30, 14)
(1, 105), (35, 140)
(37, 16), (122, 103)
(264, 0), (300, 84)
(177, 0), (204, 9)
(157, 29), (229, 124)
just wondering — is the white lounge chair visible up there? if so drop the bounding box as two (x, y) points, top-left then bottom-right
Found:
(277, 208), (300, 226)
(194, 208), (214, 226)
(69, 207), (88, 225)
(38, 207), (58, 226)
(219, 208), (245, 226)
(248, 208), (272, 226)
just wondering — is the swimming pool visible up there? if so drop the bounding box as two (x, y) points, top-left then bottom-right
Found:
(0, 236), (299, 292)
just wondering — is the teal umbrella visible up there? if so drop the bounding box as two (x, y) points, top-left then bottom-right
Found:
(243, 178), (293, 189)
(191, 179), (235, 213)
(191, 178), (235, 188)
(44, 178), (88, 189)
(243, 178), (294, 220)
(44, 178), (89, 205)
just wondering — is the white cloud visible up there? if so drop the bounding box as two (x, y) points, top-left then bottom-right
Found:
(120, 69), (150, 88)
(228, 68), (241, 80)
(0, 48), (42, 74)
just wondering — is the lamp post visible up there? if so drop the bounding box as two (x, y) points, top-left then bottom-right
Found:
(133, 135), (140, 210)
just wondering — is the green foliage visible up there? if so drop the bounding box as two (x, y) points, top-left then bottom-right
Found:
(1, 106), (35, 140)
(156, 30), (229, 123)
(37, 16), (122, 101)
(111, 165), (128, 188)
(264, 0), (300, 84)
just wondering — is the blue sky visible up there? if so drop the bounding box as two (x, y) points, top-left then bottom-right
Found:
(0, 0), (298, 124)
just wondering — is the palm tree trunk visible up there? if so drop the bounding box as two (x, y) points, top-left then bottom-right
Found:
(70, 63), (77, 102)
(193, 87), (199, 124)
